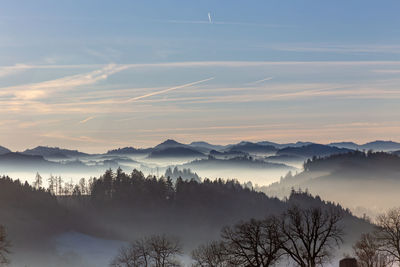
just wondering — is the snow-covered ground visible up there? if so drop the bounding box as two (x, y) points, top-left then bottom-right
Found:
(55, 231), (126, 267)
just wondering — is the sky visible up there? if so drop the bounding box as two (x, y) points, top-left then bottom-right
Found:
(1, 0), (400, 153)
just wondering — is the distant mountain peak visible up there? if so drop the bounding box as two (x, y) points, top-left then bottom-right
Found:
(160, 139), (181, 145)
(154, 139), (188, 151)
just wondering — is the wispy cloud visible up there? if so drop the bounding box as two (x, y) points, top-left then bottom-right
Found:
(263, 43), (400, 54)
(40, 132), (105, 144)
(372, 69), (400, 74)
(0, 64), (130, 100)
(0, 64), (32, 78)
(2, 60), (400, 75)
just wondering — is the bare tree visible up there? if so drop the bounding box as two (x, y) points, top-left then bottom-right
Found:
(79, 178), (87, 195)
(47, 174), (56, 194)
(0, 225), (11, 266)
(33, 172), (42, 190)
(353, 233), (389, 267)
(57, 176), (63, 196)
(110, 242), (147, 267)
(191, 241), (228, 267)
(279, 205), (344, 267)
(375, 207), (400, 264)
(221, 217), (283, 267)
(147, 234), (182, 267)
(111, 234), (182, 267)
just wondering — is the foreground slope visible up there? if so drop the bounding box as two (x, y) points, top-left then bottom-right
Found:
(0, 169), (372, 266)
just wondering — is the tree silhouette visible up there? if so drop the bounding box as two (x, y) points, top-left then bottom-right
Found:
(111, 234), (182, 267)
(79, 178), (87, 195)
(375, 207), (400, 264)
(191, 241), (227, 267)
(221, 217), (283, 266)
(279, 205), (344, 267)
(147, 234), (182, 267)
(353, 233), (388, 267)
(0, 225), (11, 266)
(33, 172), (42, 190)
(47, 174), (56, 194)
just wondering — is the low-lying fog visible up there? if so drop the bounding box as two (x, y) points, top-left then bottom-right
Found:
(0, 153), (300, 188)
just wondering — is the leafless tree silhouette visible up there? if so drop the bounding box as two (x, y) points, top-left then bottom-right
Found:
(221, 217), (283, 266)
(191, 241), (228, 267)
(279, 205), (344, 267)
(353, 233), (389, 267)
(111, 234), (182, 267)
(375, 207), (400, 265)
(0, 225), (11, 266)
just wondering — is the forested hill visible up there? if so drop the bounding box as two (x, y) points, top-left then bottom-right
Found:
(303, 150), (400, 172)
(260, 151), (400, 217)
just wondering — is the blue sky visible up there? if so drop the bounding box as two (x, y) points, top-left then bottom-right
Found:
(1, 1), (400, 152)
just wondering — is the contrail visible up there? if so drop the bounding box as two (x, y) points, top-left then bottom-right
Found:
(79, 116), (95, 124)
(126, 77), (214, 103)
(247, 76), (274, 85)
(208, 12), (212, 23)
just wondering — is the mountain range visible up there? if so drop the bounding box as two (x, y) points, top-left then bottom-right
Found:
(0, 140), (399, 183)
(2, 140), (400, 159)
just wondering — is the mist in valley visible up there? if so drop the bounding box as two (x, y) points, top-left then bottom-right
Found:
(2, 1), (400, 266)
(1, 140), (400, 266)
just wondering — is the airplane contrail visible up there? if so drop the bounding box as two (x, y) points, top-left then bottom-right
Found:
(247, 76), (274, 85)
(126, 77), (214, 103)
(208, 12), (212, 23)
(79, 116), (95, 124)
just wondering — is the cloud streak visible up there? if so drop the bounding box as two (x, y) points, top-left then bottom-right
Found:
(0, 64), (32, 78)
(2, 60), (400, 76)
(0, 64), (130, 100)
(262, 44), (400, 54)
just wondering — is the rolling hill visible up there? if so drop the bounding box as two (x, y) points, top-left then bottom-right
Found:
(189, 141), (226, 152)
(260, 151), (400, 217)
(277, 144), (353, 158)
(0, 145), (11, 155)
(106, 146), (152, 155)
(148, 147), (205, 158)
(23, 146), (88, 158)
(329, 140), (400, 151)
(227, 141), (277, 154)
